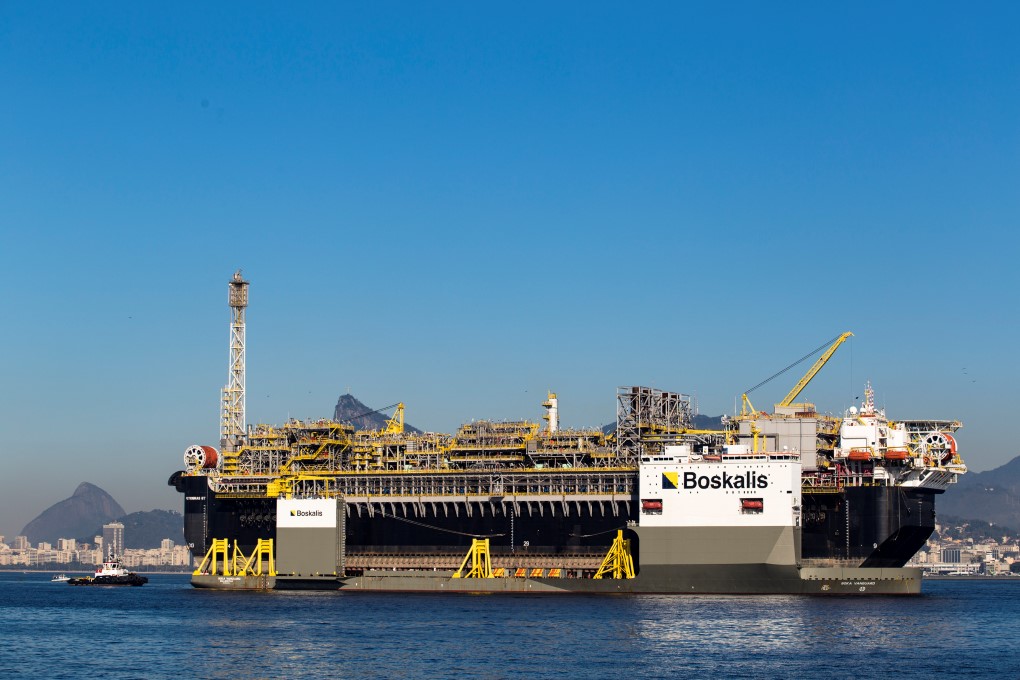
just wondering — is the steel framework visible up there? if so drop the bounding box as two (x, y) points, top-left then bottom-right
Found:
(616, 386), (693, 462)
(221, 270), (249, 452)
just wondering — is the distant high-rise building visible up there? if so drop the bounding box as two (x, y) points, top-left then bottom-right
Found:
(102, 522), (124, 558)
(161, 538), (174, 551)
(941, 547), (962, 563)
(57, 538), (77, 551)
(13, 536), (29, 551)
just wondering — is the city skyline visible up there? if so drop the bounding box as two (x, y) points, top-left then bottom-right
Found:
(0, 531), (192, 570)
(2, 3), (1018, 538)
(5, 515), (1015, 578)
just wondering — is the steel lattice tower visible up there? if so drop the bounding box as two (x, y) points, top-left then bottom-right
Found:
(220, 270), (249, 452)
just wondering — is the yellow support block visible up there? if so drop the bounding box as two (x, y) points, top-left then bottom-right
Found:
(231, 540), (246, 575)
(452, 538), (493, 578)
(193, 538), (231, 576)
(236, 538), (277, 576)
(593, 530), (635, 580)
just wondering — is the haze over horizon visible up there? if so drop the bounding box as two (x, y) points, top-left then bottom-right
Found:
(2, 3), (1017, 539)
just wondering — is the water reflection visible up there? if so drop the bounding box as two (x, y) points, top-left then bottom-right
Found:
(2, 576), (1020, 679)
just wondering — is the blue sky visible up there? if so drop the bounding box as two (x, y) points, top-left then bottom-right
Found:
(1, 3), (1017, 539)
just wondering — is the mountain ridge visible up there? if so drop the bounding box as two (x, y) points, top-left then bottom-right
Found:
(938, 454), (1020, 530)
(20, 482), (126, 545)
(20, 483), (183, 549)
(334, 393), (423, 434)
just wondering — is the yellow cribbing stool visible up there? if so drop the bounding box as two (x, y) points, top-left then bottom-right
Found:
(237, 538), (277, 576)
(593, 530), (635, 580)
(194, 538), (231, 576)
(452, 538), (493, 578)
(231, 540), (247, 576)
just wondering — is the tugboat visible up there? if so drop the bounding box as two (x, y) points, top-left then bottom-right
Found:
(68, 555), (148, 586)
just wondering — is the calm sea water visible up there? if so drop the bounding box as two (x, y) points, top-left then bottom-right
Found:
(0, 574), (1016, 679)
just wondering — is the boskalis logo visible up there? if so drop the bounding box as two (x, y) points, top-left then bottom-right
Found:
(664, 471), (769, 490)
(290, 509), (324, 517)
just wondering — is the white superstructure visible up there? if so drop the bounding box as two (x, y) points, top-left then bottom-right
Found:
(833, 382), (967, 492)
(94, 556), (130, 578)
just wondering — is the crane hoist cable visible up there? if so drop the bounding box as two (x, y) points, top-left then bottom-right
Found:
(742, 333), (849, 398)
(372, 506), (505, 538)
(342, 402), (402, 426)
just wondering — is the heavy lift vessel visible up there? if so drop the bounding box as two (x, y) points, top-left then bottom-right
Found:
(169, 274), (966, 594)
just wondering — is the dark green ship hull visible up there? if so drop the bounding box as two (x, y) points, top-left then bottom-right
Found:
(193, 565), (920, 595)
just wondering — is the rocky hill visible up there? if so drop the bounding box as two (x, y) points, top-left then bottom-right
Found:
(693, 414), (725, 430)
(938, 455), (1020, 531)
(82, 509), (185, 548)
(20, 483), (185, 549)
(334, 393), (422, 433)
(20, 483), (125, 545)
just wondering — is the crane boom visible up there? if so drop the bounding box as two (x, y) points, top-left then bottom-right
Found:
(383, 403), (405, 434)
(778, 332), (853, 406)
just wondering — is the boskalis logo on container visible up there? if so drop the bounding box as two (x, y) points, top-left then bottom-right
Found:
(277, 498), (335, 527)
(662, 470), (769, 491)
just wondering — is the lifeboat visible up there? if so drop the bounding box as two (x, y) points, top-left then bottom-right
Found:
(741, 499), (764, 510)
(703, 455), (722, 461)
(642, 500), (663, 511)
(847, 448), (873, 462)
(884, 448), (910, 461)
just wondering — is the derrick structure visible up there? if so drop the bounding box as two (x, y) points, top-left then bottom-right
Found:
(220, 270), (249, 453)
(615, 386), (694, 463)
